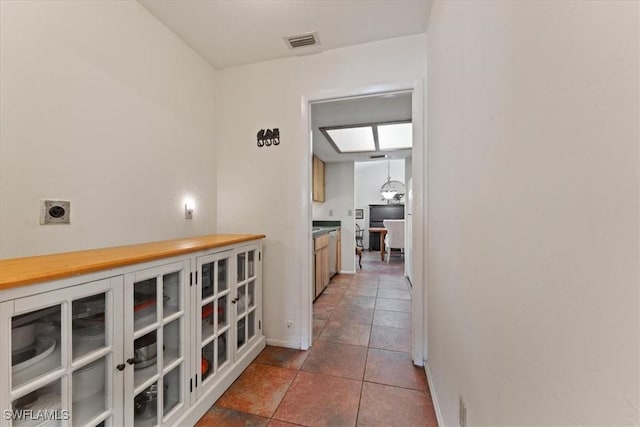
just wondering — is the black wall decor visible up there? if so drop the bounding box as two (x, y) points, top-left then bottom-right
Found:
(257, 128), (280, 147)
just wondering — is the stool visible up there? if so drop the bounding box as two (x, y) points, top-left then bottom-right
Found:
(355, 247), (362, 269)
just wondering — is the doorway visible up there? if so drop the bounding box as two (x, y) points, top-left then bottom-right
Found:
(303, 82), (425, 366)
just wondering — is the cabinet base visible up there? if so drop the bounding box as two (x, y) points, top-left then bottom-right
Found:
(172, 337), (266, 426)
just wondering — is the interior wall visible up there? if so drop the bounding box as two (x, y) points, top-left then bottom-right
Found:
(426, 1), (639, 425)
(354, 160), (405, 249)
(312, 162), (356, 272)
(0, 1), (217, 258)
(216, 34), (427, 348)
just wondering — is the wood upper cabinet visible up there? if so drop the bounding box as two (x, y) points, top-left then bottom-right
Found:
(312, 156), (325, 202)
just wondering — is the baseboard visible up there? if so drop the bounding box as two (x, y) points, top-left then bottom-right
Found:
(340, 269), (356, 274)
(425, 362), (444, 427)
(265, 337), (300, 349)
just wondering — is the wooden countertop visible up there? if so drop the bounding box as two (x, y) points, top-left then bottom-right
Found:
(0, 234), (265, 290)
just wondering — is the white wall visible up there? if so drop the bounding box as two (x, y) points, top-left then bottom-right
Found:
(0, 1), (217, 258)
(216, 34), (427, 347)
(426, 1), (639, 425)
(355, 160), (405, 249)
(312, 162), (355, 273)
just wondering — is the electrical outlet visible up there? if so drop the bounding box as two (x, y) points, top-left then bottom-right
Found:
(328, 209), (333, 217)
(459, 396), (467, 427)
(40, 200), (70, 225)
(286, 319), (293, 328)
(348, 209), (353, 216)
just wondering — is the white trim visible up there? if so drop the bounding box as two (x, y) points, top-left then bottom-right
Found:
(425, 362), (444, 427)
(301, 80), (426, 361)
(266, 337), (302, 349)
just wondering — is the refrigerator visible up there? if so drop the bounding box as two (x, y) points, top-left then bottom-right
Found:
(405, 178), (413, 284)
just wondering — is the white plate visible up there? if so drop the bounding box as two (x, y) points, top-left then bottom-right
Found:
(13, 393), (60, 427)
(12, 337), (56, 373)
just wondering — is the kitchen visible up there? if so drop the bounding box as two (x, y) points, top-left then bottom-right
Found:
(311, 94), (413, 303)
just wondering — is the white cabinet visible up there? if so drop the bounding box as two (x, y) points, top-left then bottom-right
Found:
(124, 260), (190, 427)
(193, 243), (261, 401)
(0, 277), (124, 427)
(0, 238), (264, 427)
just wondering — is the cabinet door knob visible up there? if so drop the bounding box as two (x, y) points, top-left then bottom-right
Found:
(116, 363), (126, 371)
(126, 358), (136, 365)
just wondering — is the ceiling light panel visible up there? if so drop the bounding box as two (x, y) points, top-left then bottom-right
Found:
(326, 127), (375, 153)
(378, 123), (412, 150)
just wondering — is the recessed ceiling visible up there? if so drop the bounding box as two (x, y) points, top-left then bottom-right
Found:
(138, 0), (432, 69)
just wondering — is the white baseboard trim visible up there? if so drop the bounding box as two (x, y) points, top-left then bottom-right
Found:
(339, 269), (356, 274)
(425, 362), (444, 427)
(265, 337), (300, 349)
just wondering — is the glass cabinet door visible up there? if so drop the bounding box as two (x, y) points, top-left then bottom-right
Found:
(125, 261), (188, 427)
(196, 250), (232, 397)
(3, 277), (121, 427)
(234, 246), (260, 358)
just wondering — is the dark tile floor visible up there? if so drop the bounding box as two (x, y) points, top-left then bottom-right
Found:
(196, 250), (438, 426)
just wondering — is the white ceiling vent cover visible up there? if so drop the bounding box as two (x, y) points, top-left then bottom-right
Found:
(285, 31), (320, 49)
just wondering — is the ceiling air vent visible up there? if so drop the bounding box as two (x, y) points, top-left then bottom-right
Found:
(285, 31), (320, 49)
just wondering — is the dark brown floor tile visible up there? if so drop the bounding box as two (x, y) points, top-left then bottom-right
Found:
(344, 286), (378, 297)
(216, 364), (297, 417)
(301, 340), (367, 380)
(273, 371), (362, 427)
(196, 407), (270, 427)
(372, 310), (411, 329)
(377, 289), (411, 300)
(313, 319), (327, 341)
(339, 295), (376, 309)
(319, 321), (371, 347)
(377, 274), (407, 284)
(330, 305), (374, 325)
(254, 345), (309, 370)
(369, 326), (411, 353)
(315, 292), (343, 305)
(378, 281), (409, 290)
(350, 279), (379, 288)
(313, 303), (335, 321)
(331, 274), (355, 284)
(357, 382), (437, 426)
(364, 348), (428, 392)
(268, 420), (305, 427)
(374, 298), (411, 313)
(324, 283), (349, 295)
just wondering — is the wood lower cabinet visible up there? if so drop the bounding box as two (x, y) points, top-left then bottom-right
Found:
(314, 234), (329, 298)
(0, 236), (264, 427)
(336, 229), (341, 273)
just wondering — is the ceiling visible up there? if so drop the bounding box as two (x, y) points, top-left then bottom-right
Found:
(138, 0), (431, 69)
(312, 92), (412, 163)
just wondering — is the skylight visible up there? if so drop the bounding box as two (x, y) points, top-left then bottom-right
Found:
(319, 120), (412, 155)
(378, 123), (413, 150)
(325, 127), (375, 153)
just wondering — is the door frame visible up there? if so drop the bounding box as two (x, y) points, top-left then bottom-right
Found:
(300, 79), (426, 366)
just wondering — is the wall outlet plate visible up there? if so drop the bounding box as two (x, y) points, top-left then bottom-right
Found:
(41, 200), (70, 224)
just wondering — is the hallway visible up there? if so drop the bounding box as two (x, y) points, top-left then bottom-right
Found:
(196, 251), (438, 426)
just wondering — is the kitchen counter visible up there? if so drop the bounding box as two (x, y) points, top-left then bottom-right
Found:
(0, 234), (265, 290)
(312, 220), (341, 238)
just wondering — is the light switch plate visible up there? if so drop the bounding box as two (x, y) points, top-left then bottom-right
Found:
(41, 200), (70, 224)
